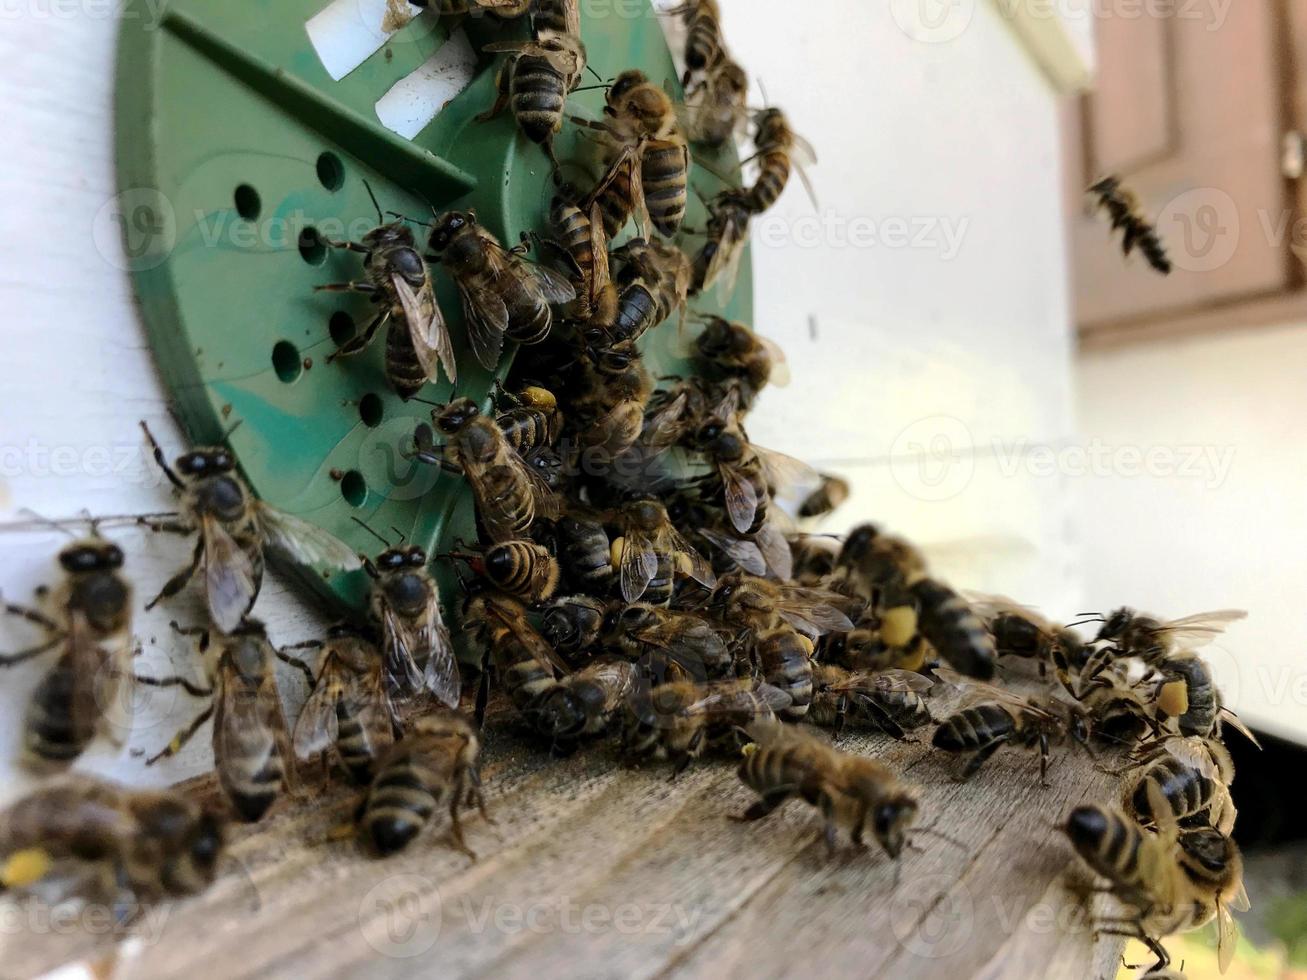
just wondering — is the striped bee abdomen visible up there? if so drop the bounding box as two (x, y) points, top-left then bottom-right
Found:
(641, 139), (688, 236)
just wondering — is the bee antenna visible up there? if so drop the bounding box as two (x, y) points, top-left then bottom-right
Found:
(19, 509), (77, 539)
(756, 76), (771, 105)
(362, 179), (384, 225)
(585, 63), (605, 84)
(221, 418), (244, 443)
(909, 822), (967, 851)
(350, 517), (391, 548)
(390, 526), (407, 544)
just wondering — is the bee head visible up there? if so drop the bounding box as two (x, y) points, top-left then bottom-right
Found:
(363, 221), (415, 251)
(1096, 607), (1134, 641)
(870, 793), (918, 860)
(838, 523), (880, 564)
(59, 539), (124, 573)
(696, 421), (744, 460)
(595, 342), (636, 375)
(607, 69), (649, 106)
(406, 545), (427, 567)
(376, 548), (409, 571)
(428, 211), (473, 253)
(176, 448), (235, 478)
(696, 316), (746, 358)
(625, 497), (665, 531)
(754, 107), (785, 141)
(435, 397), (480, 433)
(719, 60), (748, 94)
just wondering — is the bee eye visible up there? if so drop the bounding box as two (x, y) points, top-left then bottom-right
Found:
(408, 548), (426, 566)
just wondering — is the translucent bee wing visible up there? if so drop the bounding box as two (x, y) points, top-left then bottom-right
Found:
(1219, 707), (1261, 748)
(379, 603), (425, 696)
(456, 280), (510, 371)
(697, 527), (767, 576)
(516, 256), (579, 305)
(201, 515), (258, 635)
(752, 519), (794, 581)
(1216, 900), (1239, 973)
(757, 334), (791, 387)
(870, 669), (935, 695)
(394, 272), (456, 385)
(963, 591), (1056, 631)
(1231, 878), (1251, 913)
(720, 464), (759, 535)
(292, 658), (341, 760)
(419, 604), (460, 709)
(1159, 609), (1247, 644)
(619, 534), (659, 603)
(258, 505), (364, 572)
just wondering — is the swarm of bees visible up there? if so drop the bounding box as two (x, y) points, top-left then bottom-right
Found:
(0, 3), (1251, 975)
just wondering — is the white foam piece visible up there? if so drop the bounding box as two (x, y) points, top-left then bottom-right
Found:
(306, 0), (422, 81)
(374, 29), (479, 139)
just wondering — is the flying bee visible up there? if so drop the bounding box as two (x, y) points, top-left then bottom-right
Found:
(682, 59), (749, 148)
(1064, 787), (1248, 974)
(798, 474), (850, 520)
(2, 531), (132, 769)
(1121, 735), (1236, 835)
(540, 594), (610, 659)
(317, 187), (455, 397)
(673, 0), (725, 84)
(461, 589), (567, 718)
(808, 664), (934, 740)
(494, 383), (563, 457)
(426, 211), (575, 371)
(603, 603), (732, 682)
(415, 397), (559, 542)
(965, 593), (1087, 675)
(931, 668), (1090, 786)
(734, 719), (920, 860)
(478, 17), (587, 170)
(552, 515), (614, 592)
(1088, 175), (1172, 275)
(534, 658), (641, 744)
(831, 523), (927, 604)
(609, 497), (715, 604)
(138, 422), (362, 634)
(742, 107), (817, 214)
(707, 572), (855, 644)
(444, 539), (561, 605)
(578, 70), (691, 238)
(142, 620), (308, 822)
(290, 624), (397, 785)
(624, 677), (791, 773)
(788, 534), (841, 586)
(910, 578), (997, 681)
(358, 540), (458, 706)
(359, 708), (487, 858)
(692, 315), (790, 408)
(0, 775), (225, 913)
(689, 190), (752, 303)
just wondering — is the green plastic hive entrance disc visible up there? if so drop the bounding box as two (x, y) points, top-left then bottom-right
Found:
(115, 0), (753, 618)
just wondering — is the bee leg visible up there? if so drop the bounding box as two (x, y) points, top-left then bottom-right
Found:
(1039, 731), (1051, 787)
(327, 308), (389, 362)
(730, 790), (793, 822)
(314, 281), (381, 297)
(0, 603), (61, 665)
(144, 703), (215, 766)
(959, 739), (1005, 780)
(318, 237), (368, 254)
(134, 673), (214, 699)
(139, 420), (184, 490)
(446, 795), (477, 861)
(275, 650), (318, 688)
(135, 517), (194, 535)
(467, 766), (493, 823)
(822, 822), (839, 858)
(474, 62), (511, 124)
(144, 537), (204, 612)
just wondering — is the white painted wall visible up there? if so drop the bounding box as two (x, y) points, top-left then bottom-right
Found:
(0, 1), (1081, 798)
(1077, 322), (1307, 742)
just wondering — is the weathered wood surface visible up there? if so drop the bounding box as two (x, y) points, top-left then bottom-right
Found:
(0, 681), (1127, 980)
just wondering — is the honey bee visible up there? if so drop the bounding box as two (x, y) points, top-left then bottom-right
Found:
(318, 187), (456, 397)
(1063, 788), (1248, 974)
(461, 589), (566, 717)
(1121, 735), (1236, 835)
(966, 593), (1087, 674)
(290, 624), (397, 785)
(624, 677), (790, 773)
(1062, 663), (1159, 746)
(741, 107), (817, 214)
(2, 531), (132, 769)
(478, 2), (587, 169)
(817, 618), (931, 674)
(931, 668), (1089, 785)
(533, 658), (641, 743)
(608, 238), (693, 343)
(689, 190), (752, 302)
(359, 708), (487, 858)
(415, 397), (559, 542)
(692, 315), (790, 409)
(138, 422), (362, 634)
(569, 336), (654, 457)
(682, 59), (749, 148)
(540, 594), (610, 658)
(748, 625), (814, 722)
(831, 523), (927, 603)
(910, 578), (997, 681)
(579, 70), (690, 238)
(808, 664), (934, 740)
(707, 572), (855, 644)
(673, 0), (726, 84)
(603, 603), (732, 682)
(142, 620), (307, 822)
(691, 416), (783, 536)
(1088, 175), (1172, 275)
(610, 496), (715, 604)
(359, 541), (458, 706)
(0, 775), (225, 911)
(445, 539), (561, 605)
(1089, 607), (1246, 664)
(553, 515), (614, 592)
(664, 487), (776, 580)
(798, 474), (850, 520)
(426, 211), (576, 371)
(734, 719), (920, 859)
(1148, 651), (1254, 743)
(494, 383), (563, 458)
(788, 534), (841, 586)
(548, 193), (611, 322)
